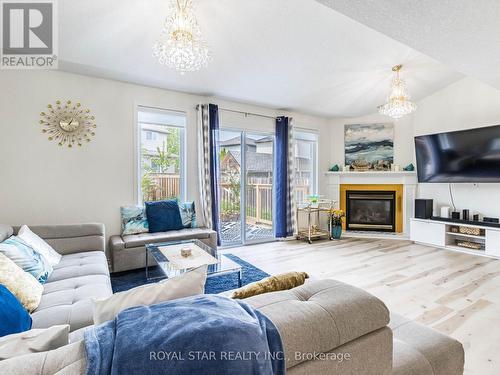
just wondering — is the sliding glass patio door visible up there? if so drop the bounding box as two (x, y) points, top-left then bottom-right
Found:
(218, 130), (275, 246)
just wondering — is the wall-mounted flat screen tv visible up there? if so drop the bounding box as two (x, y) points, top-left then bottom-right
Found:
(415, 124), (500, 183)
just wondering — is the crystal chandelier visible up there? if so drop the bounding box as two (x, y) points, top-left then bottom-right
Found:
(378, 64), (417, 119)
(153, 0), (211, 73)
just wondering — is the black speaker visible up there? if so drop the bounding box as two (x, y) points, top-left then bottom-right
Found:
(415, 199), (433, 219)
(484, 217), (500, 223)
(462, 209), (470, 221)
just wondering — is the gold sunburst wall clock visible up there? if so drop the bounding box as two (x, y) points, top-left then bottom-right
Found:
(39, 100), (97, 148)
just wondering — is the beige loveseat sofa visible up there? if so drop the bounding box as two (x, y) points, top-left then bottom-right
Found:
(109, 227), (217, 272)
(0, 224), (464, 374)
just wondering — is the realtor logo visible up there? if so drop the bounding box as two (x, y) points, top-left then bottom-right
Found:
(1, 0), (58, 69)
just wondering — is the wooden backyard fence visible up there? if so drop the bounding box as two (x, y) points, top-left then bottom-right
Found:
(143, 174), (180, 202)
(143, 174), (311, 226)
(220, 183), (310, 226)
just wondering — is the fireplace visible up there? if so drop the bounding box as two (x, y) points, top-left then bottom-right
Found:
(346, 190), (396, 232)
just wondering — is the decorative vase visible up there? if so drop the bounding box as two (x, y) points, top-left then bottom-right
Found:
(404, 163), (415, 171)
(329, 164), (340, 172)
(331, 224), (342, 239)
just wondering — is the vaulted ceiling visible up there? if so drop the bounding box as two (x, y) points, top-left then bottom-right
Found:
(316, 0), (500, 90)
(58, 0), (463, 118)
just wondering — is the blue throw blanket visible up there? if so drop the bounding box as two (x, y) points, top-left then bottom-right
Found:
(84, 295), (285, 375)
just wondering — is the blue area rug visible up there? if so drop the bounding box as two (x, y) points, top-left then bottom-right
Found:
(110, 254), (270, 294)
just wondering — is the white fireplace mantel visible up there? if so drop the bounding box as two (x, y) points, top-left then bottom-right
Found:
(324, 171), (418, 234)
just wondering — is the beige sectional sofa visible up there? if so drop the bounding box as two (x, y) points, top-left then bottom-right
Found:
(247, 280), (464, 374)
(3, 224), (113, 332)
(0, 224), (464, 374)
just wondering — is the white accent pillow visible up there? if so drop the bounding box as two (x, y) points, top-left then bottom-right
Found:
(0, 325), (69, 360)
(18, 225), (61, 266)
(0, 253), (43, 312)
(93, 265), (208, 325)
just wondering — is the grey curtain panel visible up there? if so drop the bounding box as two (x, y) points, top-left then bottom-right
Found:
(197, 104), (221, 245)
(274, 116), (296, 238)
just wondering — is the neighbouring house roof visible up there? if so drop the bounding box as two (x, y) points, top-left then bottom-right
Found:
(219, 136), (257, 147)
(228, 151), (241, 165)
(140, 124), (173, 135)
(246, 151), (273, 172)
(254, 136), (274, 143)
(222, 150), (312, 173)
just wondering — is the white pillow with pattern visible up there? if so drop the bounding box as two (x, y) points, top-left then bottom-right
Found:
(0, 253), (43, 312)
(18, 225), (62, 266)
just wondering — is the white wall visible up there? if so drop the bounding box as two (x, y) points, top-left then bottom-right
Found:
(0, 70), (330, 240)
(413, 77), (500, 218)
(4, 70), (498, 243)
(325, 77), (500, 219)
(327, 112), (415, 169)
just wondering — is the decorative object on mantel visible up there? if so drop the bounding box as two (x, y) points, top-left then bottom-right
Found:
(373, 160), (391, 171)
(392, 164), (402, 172)
(377, 64), (417, 119)
(153, 0), (211, 74)
(345, 123), (394, 171)
(39, 100), (96, 148)
(329, 209), (345, 239)
(403, 163), (415, 171)
(351, 158), (370, 171)
(329, 164), (340, 172)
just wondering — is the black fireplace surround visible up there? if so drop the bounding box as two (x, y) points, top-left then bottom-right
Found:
(346, 190), (396, 232)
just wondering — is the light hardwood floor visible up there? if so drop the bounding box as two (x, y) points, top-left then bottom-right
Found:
(224, 237), (500, 375)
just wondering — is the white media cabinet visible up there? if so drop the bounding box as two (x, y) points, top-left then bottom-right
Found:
(410, 218), (500, 259)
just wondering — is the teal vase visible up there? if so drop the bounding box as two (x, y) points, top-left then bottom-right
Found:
(331, 224), (342, 239)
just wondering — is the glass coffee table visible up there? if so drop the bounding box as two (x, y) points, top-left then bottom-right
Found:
(145, 239), (242, 287)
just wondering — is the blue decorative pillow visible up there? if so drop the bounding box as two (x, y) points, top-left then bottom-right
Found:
(0, 285), (32, 337)
(0, 236), (53, 283)
(121, 206), (149, 236)
(145, 200), (184, 233)
(179, 201), (197, 228)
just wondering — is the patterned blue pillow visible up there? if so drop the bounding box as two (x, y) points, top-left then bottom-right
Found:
(0, 236), (53, 283)
(179, 201), (197, 228)
(121, 206), (149, 236)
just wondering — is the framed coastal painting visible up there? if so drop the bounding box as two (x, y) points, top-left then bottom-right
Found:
(344, 123), (394, 170)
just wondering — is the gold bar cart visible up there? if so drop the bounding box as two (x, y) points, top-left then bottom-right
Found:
(296, 200), (336, 244)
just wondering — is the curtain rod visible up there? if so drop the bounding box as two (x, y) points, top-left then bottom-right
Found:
(196, 105), (278, 120)
(220, 108), (278, 120)
(138, 104), (186, 115)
